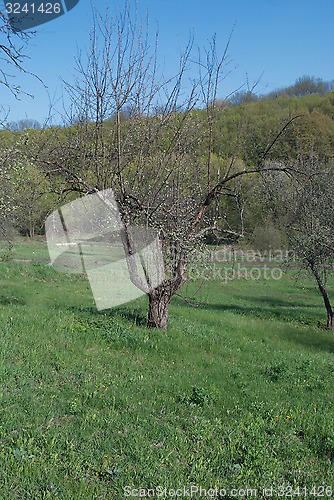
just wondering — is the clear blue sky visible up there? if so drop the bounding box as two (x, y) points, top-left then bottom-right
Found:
(1, 0), (333, 126)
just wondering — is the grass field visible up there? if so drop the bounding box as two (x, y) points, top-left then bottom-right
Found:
(0, 239), (333, 498)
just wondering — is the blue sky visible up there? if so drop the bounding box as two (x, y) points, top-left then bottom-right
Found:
(1, 0), (333, 126)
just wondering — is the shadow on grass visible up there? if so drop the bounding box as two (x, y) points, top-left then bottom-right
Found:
(62, 304), (148, 327)
(193, 294), (320, 324)
(0, 295), (26, 306)
(105, 305), (148, 327)
(62, 294), (334, 353)
(280, 327), (334, 353)
(175, 294), (334, 353)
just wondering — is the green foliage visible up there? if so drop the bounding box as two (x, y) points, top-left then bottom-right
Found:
(251, 220), (286, 252)
(1, 88), (334, 243)
(0, 240), (14, 261)
(14, 162), (56, 236)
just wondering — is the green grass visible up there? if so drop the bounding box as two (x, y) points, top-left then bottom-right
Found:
(0, 239), (333, 498)
(0, 237), (49, 264)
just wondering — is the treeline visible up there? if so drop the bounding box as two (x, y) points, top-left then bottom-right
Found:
(228, 75), (334, 106)
(5, 75), (334, 128)
(0, 86), (334, 243)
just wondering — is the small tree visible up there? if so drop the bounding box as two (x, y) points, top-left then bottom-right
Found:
(287, 164), (334, 329)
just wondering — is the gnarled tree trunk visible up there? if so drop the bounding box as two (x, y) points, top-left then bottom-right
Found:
(147, 287), (171, 329)
(147, 248), (187, 329)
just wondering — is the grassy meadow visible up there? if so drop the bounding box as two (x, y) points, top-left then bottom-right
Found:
(0, 239), (333, 498)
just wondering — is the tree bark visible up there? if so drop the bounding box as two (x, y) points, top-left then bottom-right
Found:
(310, 262), (334, 330)
(146, 248), (186, 329)
(147, 288), (171, 329)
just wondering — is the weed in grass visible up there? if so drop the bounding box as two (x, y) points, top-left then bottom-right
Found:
(178, 386), (217, 407)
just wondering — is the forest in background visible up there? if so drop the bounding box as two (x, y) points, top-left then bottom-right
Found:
(1, 76), (333, 248)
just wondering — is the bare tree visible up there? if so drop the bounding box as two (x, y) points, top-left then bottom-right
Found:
(0, 11), (35, 96)
(34, 4), (299, 328)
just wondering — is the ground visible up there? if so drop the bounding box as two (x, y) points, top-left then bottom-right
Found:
(0, 239), (333, 498)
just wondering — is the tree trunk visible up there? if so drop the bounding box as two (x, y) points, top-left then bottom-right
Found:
(146, 249), (186, 329)
(147, 289), (171, 329)
(310, 262), (334, 330)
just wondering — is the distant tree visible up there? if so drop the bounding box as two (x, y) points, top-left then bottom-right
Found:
(14, 162), (55, 236)
(266, 76), (334, 100)
(229, 90), (259, 106)
(289, 76), (329, 97)
(7, 119), (42, 130)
